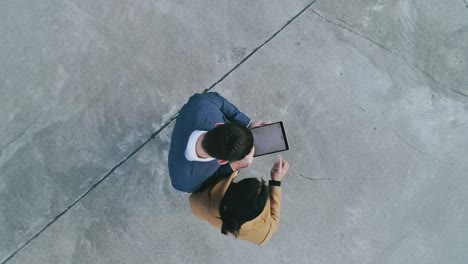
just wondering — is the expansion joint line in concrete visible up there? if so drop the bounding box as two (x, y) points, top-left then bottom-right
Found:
(309, 9), (468, 98)
(0, 114), (178, 264)
(2, 1), (322, 263)
(203, 0), (320, 93)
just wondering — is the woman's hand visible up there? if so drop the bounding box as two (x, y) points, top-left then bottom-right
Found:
(270, 155), (289, 181)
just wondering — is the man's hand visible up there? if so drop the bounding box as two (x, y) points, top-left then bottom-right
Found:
(248, 120), (271, 128)
(230, 147), (255, 171)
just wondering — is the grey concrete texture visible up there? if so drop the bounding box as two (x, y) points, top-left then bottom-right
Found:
(1, 0), (467, 263)
(0, 0), (309, 261)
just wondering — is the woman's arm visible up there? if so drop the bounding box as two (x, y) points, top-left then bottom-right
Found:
(268, 185), (282, 231)
(259, 156), (289, 245)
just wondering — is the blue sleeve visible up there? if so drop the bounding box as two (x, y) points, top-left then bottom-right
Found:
(202, 92), (251, 127)
(218, 163), (234, 176)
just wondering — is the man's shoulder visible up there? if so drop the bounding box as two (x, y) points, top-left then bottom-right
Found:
(177, 95), (225, 130)
(186, 92), (222, 107)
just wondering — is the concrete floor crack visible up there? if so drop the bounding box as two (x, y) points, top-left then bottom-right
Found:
(310, 10), (390, 52)
(0, 116), (41, 153)
(388, 126), (455, 166)
(309, 9), (466, 98)
(298, 174), (378, 181)
(1, 114), (178, 264)
(299, 173), (334, 181)
(381, 113), (456, 166)
(203, 0), (320, 93)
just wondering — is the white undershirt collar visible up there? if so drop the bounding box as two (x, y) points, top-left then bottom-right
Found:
(185, 130), (215, 162)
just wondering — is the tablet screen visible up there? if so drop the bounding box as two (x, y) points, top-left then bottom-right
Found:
(251, 121), (289, 157)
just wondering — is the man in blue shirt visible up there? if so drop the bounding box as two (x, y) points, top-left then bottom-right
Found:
(168, 92), (267, 192)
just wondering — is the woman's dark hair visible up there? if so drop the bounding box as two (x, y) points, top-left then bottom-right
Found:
(219, 178), (269, 237)
(202, 122), (253, 161)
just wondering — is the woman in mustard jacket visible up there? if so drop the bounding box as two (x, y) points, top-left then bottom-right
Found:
(189, 156), (290, 245)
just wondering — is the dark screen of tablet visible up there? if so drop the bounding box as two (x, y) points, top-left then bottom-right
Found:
(251, 122), (288, 156)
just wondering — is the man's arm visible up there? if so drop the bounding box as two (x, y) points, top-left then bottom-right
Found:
(202, 92), (251, 127)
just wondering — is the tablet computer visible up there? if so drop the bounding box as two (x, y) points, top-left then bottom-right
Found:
(250, 121), (289, 157)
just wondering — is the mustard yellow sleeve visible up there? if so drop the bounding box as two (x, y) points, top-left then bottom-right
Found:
(269, 185), (282, 225)
(258, 186), (282, 245)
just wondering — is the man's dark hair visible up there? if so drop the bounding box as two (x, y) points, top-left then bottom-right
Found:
(202, 122), (253, 161)
(219, 178), (269, 237)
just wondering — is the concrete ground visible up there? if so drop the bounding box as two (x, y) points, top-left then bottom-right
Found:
(1, 0), (467, 263)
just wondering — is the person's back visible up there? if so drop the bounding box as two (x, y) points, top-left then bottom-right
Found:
(168, 92), (252, 192)
(189, 156), (290, 245)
